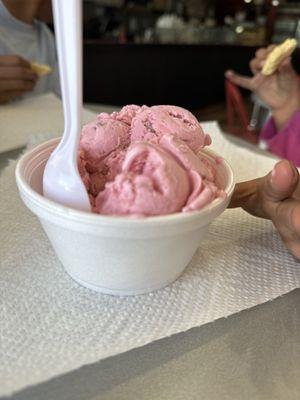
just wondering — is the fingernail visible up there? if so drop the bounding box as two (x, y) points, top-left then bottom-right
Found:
(271, 160), (296, 188)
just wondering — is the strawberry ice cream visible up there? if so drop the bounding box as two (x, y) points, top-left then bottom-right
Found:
(95, 142), (190, 216)
(130, 105), (211, 152)
(78, 105), (224, 216)
(80, 112), (129, 170)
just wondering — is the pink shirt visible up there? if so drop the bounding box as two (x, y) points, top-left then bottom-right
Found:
(260, 110), (300, 166)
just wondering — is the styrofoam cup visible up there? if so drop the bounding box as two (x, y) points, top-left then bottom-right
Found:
(15, 138), (234, 295)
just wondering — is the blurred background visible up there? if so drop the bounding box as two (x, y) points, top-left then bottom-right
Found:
(43, 0), (300, 141)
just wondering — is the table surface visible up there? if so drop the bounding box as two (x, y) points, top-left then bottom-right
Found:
(1, 134), (299, 400)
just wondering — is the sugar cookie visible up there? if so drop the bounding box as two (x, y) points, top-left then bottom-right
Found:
(262, 38), (298, 76)
(30, 62), (52, 77)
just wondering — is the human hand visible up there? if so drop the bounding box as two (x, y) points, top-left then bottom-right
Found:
(230, 160), (300, 260)
(0, 55), (38, 104)
(225, 46), (300, 129)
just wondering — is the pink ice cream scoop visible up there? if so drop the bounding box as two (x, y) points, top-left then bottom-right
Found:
(87, 149), (126, 197)
(95, 142), (190, 216)
(110, 104), (148, 126)
(159, 134), (224, 212)
(78, 104), (223, 217)
(78, 106), (151, 196)
(130, 105), (211, 153)
(80, 113), (130, 171)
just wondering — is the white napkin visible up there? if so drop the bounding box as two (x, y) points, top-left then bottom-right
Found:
(1, 122), (300, 397)
(0, 93), (117, 153)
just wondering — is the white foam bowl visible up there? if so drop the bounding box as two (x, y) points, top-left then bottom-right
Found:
(15, 138), (234, 296)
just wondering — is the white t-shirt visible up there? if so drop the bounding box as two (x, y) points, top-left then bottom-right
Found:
(0, 1), (60, 97)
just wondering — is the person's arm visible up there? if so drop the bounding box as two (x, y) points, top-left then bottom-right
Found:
(225, 46), (300, 131)
(0, 55), (37, 104)
(230, 160), (300, 260)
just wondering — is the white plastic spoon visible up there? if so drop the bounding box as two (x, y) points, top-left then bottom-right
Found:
(43, 0), (91, 212)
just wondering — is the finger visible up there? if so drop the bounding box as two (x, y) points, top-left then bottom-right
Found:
(274, 199), (299, 232)
(0, 79), (36, 92)
(250, 58), (264, 74)
(0, 55), (31, 68)
(291, 168), (300, 201)
(291, 203), (300, 233)
(228, 178), (269, 218)
(263, 162), (300, 259)
(279, 203), (300, 260)
(0, 90), (25, 104)
(277, 56), (295, 75)
(250, 46), (275, 74)
(225, 70), (254, 90)
(262, 160), (298, 204)
(253, 45), (276, 74)
(266, 44), (276, 54)
(279, 56), (292, 68)
(255, 47), (269, 60)
(229, 156), (294, 211)
(270, 160), (299, 198)
(0, 66), (37, 81)
(229, 180), (257, 208)
(259, 160), (300, 252)
(272, 200), (300, 261)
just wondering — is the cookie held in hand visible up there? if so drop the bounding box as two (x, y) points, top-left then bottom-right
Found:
(30, 62), (52, 77)
(262, 38), (298, 76)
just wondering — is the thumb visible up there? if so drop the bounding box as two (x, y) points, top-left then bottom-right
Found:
(260, 160), (298, 203)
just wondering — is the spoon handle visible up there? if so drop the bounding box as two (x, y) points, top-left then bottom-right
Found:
(52, 0), (82, 164)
